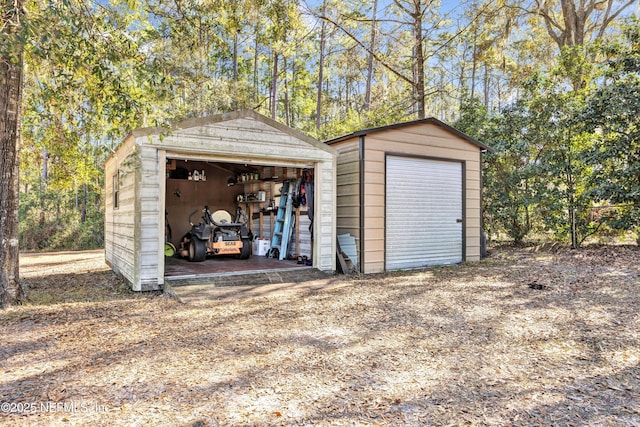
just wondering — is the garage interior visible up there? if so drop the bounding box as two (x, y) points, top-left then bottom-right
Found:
(163, 157), (315, 279)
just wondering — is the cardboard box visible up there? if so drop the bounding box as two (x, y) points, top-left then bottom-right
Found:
(253, 239), (271, 256)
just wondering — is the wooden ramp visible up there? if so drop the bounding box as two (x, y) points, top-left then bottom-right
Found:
(168, 269), (339, 304)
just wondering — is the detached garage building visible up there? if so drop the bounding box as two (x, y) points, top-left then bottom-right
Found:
(325, 118), (491, 274)
(105, 110), (336, 291)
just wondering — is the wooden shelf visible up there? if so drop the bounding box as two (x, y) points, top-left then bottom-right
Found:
(239, 177), (285, 184)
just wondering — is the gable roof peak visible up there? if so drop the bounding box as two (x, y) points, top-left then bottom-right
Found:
(324, 116), (492, 152)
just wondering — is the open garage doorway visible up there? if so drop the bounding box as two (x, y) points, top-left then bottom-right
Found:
(163, 159), (315, 280)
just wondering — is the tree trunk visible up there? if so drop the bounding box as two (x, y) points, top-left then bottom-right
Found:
(253, 23), (260, 102)
(537, 0), (635, 50)
(364, 0), (378, 111)
(0, 0), (26, 308)
(560, 0), (579, 46)
(568, 172), (579, 249)
(470, 26), (478, 100)
(232, 29), (239, 110)
(411, 0), (426, 119)
(81, 183), (87, 223)
(483, 63), (490, 107)
(94, 178), (101, 212)
(290, 55), (297, 125)
(316, 0), (327, 130)
(283, 56), (290, 127)
(42, 146), (48, 185)
(345, 74), (350, 114)
(270, 51), (278, 120)
(40, 146), (48, 225)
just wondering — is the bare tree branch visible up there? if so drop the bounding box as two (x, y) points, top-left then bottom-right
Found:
(318, 13), (415, 86)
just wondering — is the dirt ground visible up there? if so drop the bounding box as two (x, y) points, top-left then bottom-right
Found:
(1, 246), (639, 426)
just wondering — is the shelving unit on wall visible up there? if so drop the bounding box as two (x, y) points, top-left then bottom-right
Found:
(241, 179), (279, 242)
(240, 167), (310, 259)
(239, 179), (268, 239)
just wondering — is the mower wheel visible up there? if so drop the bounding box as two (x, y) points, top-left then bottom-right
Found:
(188, 238), (207, 262)
(238, 238), (251, 259)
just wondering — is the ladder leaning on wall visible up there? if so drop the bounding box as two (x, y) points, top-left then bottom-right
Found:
(267, 180), (295, 260)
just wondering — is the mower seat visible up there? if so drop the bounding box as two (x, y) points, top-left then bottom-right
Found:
(212, 210), (233, 224)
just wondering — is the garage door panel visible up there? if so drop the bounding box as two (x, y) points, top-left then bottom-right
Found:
(386, 156), (462, 270)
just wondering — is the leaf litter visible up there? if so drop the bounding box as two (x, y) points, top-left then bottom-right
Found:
(0, 245), (638, 426)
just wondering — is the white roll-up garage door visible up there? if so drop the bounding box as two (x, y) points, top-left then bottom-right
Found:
(385, 156), (463, 270)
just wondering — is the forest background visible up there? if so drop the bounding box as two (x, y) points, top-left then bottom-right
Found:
(7, 0), (640, 251)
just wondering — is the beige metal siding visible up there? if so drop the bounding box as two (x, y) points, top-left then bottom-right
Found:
(332, 139), (361, 268)
(104, 137), (139, 287)
(154, 117), (329, 166)
(362, 143), (385, 273)
(315, 159), (337, 271)
(464, 159), (482, 258)
(138, 145), (163, 291)
(334, 141), (360, 236)
(105, 143), (164, 291)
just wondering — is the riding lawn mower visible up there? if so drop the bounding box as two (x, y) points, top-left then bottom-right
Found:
(183, 205), (252, 262)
